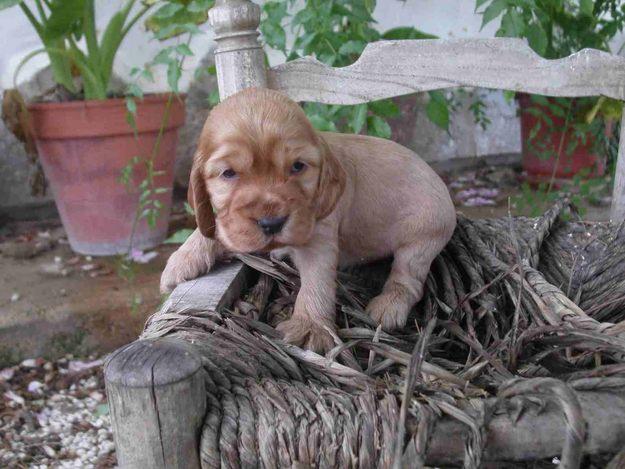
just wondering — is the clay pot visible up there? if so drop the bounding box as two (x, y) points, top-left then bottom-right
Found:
(28, 94), (185, 256)
(518, 94), (604, 184)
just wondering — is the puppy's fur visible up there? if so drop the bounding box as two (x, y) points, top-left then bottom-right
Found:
(161, 88), (456, 352)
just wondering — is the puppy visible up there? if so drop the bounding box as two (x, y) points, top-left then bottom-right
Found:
(161, 88), (456, 352)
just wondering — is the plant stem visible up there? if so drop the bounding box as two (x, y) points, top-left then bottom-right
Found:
(33, 0), (46, 21)
(83, 0), (100, 72)
(125, 35), (192, 256)
(546, 100), (573, 195)
(121, 3), (151, 38)
(66, 38), (106, 99)
(125, 95), (173, 256)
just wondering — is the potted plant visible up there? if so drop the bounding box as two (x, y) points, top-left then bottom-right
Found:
(477, 0), (624, 186)
(1, 0), (213, 255)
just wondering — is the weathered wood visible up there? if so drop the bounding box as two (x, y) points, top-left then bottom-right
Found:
(269, 38), (625, 104)
(611, 113), (625, 222)
(104, 338), (206, 469)
(208, 0), (267, 100)
(154, 261), (248, 316)
(426, 390), (625, 465)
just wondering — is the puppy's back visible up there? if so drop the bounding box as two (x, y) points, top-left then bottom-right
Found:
(321, 132), (456, 250)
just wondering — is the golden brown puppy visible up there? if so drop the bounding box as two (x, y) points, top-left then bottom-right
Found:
(161, 88), (456, 352)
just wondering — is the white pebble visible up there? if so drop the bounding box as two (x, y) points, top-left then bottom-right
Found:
(28, 380), (44, 393)
(20, 358), (37, 368)
(43, 445), (56, 457)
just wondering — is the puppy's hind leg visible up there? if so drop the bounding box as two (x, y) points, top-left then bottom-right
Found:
(366, 240), (440, 331)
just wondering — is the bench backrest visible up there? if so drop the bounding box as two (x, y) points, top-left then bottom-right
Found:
(208, 0), (625, 221)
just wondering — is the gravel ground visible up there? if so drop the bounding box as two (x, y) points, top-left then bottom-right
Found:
(0, 355), (116, 468)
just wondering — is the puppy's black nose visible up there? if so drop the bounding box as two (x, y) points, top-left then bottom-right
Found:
(257, 216), (288, 235)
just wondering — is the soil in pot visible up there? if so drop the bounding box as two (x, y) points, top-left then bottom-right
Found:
(518, 94), (605, 185)
(28, 94), (185, 256)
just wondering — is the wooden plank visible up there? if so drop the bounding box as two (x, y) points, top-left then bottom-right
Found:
(104, 338), (207, 469)
(156, 261), (248, 315)
(611, 113), (625, 222)
(425, 390), (625, 465)
(269, 38), (625, 104)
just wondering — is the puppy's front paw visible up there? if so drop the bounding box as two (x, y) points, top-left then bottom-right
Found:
(366, 286), (413, 331)
(160, 248), (213, 294)
(276, 315), (335, 353)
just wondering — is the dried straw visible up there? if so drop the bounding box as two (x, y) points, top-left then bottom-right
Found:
(142, 201), (625, 468)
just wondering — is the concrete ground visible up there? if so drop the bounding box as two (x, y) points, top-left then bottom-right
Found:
(0, 164), (612, 366)
(0, 213), (188, 367)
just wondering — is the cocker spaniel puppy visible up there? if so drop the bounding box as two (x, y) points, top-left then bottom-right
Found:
(161, 88), (456, 352)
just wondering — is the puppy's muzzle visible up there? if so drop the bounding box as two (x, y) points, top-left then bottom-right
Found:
(257, 215), (288, 235)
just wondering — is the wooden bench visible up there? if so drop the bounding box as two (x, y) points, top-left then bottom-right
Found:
(104, 0), (625, 467)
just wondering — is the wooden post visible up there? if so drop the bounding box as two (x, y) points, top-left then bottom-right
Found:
(610, 113), (625, 222)
(104, 338), (206, 469)
(208, 0), (267, 100)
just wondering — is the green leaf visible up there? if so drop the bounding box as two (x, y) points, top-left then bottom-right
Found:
(475, 0), (490, 12)
(167, 61), (181, 93)
(43, 0), (85, 41)
(307, 114), (337, 132)
(295, 32), (318, 54)
(262, 1), (287, 22)
(141, 68), (155, 82)
(351, 104), (367, 134)
(260, 21), (286, 52)
(381, 27), (438, 40)
(530, 95), (550, 107)
(369, 99), (400, 118)
(153, 47), (172, 64)
(184, 202), (195, 215)
(127, 83), (143, 99)
(175, 44), (194, 56)
(187, 0), (214, 13)
(165, 229), (194, 244)
(208, 89), (220, 106)
(0, 0), (21, 10)
(99, 10), (127, 91)
(426, 91), (450, 131)
(367, 115), (392, 139)
(580, 0), (593, 16)
(480, 0), (508, 30)
(503, 90), (516, 103)
(338, 40), (366, 56)
(292, 8), (316, 27)
(500, 10), (524, 37)
(526, 22), (548, 56)
(145, 8), (207, 40)
(153, 3), (184, 19)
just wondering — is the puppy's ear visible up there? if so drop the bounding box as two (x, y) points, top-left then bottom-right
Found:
(315, 137), (346, 219)
(188, 162), (216, 238)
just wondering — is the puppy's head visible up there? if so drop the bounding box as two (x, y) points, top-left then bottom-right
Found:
(189, 88), (345, 253)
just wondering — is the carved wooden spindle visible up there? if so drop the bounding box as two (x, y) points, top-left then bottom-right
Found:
(208, 0), (267, 99)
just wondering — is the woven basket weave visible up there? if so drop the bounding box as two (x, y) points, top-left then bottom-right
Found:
(141, 201), (625, 468)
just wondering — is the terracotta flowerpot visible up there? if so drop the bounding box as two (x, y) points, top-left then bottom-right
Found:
(29, 94), (185, 256)
(518, 94), (604, 184)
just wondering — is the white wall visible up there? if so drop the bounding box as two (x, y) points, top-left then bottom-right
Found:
(2, 1), (623, 91)
(1, 0), (501, 92)
(0, 0), (215, 92)
(374, 0), (498, 39)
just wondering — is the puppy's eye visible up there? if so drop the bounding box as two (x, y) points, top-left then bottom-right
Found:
(290, 161), (307, 174)
(221, 168), (237, 179)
